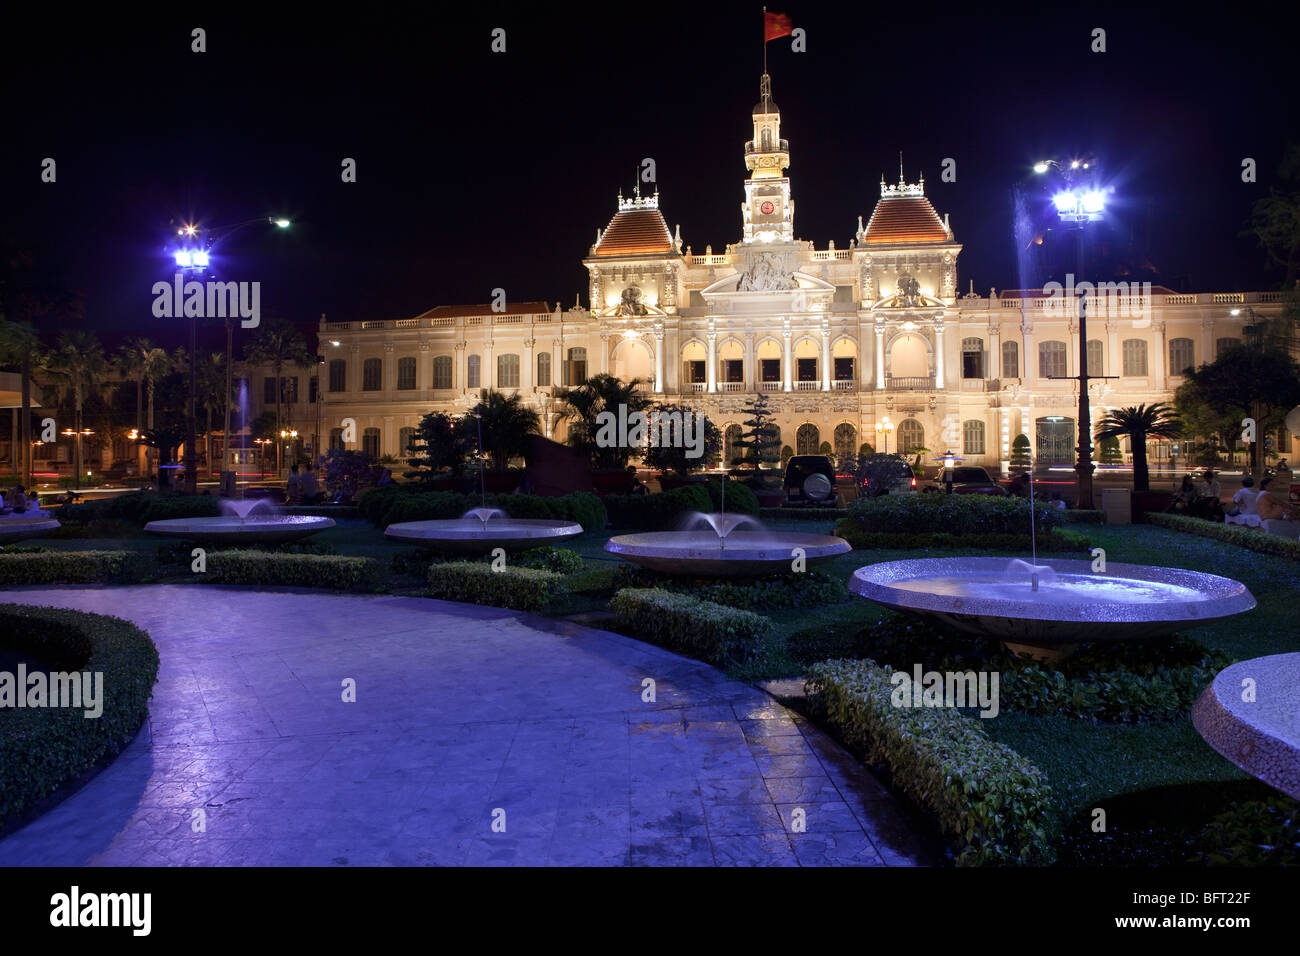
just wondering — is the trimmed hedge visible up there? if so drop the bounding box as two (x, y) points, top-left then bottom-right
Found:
(807, 659), (1055, 866)
(514, 547), (585, 575)
(0, 605), (160, 827)
(847, 493), (1067, 535)
(359, 486), (606, 533)
(1145, 512), (1300, 560)
(0, 550), (155, 586)
(609, 587), (770, 666)
(760, 507), (850, 520)
(702, 478), (760, 516)
(204, 551), (382, 591)
(832, 526), (1090, 553)
(604, 485), (712, 530)
(62, 491), (222, 525)
(1065, 509), (1105, 524)
(427, 561), (566, 612)
(612, 565), (848, 611)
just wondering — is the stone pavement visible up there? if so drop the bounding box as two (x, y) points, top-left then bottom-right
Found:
(0, 586), (932, 866)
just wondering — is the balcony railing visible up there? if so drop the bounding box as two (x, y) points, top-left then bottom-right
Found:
(886, 376), (935, 390)
(687, 382), (706, 393)
(795, 380), (820, 391)
(720, 382), (745, 392)
(758, 381), (782, 392)
(832, 379), (855, 391)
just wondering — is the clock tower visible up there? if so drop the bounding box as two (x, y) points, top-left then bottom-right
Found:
(741, 73), (793, 244)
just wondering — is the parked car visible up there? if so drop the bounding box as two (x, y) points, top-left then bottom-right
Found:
(926, 465), (1005, 495)
(859, 460), (919, 496)
(784, 455), (838, 506)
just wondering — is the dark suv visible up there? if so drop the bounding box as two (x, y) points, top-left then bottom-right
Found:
(927, 465), (1005, 495)
(784, 455), (838, 506)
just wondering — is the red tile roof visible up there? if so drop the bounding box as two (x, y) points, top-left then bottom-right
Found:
(591, 208), (676, 258)
(416, 301), (553, 318)
(863, 196), (949, 244)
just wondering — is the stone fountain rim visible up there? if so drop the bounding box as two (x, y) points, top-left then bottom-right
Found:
(605, 530), (852, 561)
(850, 556), (1257, 624)
(143, 516), (336, 536)
(384, 519), (584, 541)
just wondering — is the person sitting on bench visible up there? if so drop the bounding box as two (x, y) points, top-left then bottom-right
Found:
(1256, 477), (1295, 522)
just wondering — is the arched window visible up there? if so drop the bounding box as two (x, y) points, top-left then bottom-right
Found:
(497, 353), (520, 388)
(362, 358), (382, 391)
(1169, 337), (1194, 376)
(1038, 341), (1067, 379)
(796, 423), (820, 456)
(898, 418), (925, 455)
(963, 419), (986, 455)
(1122, 339), (1148, 377)
(834, 423), (857, 462)
(724, 424), (743, 466)
(397, 356), (416, 390)
(328, 359), (346, 392)
(399, 426), (416, 457)
(961, 337), (985, 379)
(433, 355), (452, 389)
(467, 354), (481, 389)
(537, 352), (551, 387)
(329, 427), (344, 450)
(1086, 339), (1104, 377)
(362, 427), (381, 459)
(1002, 340), (1019, 378)
(1216, 337), (1241, 359)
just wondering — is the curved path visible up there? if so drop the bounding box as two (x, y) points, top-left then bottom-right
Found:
(0, 586), (930, 866)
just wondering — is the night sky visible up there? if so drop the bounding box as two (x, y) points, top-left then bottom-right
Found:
(2, 2), (1294, 355)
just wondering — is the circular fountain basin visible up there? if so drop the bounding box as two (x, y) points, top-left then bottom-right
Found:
(604, 530), (851, 577)
(0, 518), (61, 544)
(144, 515), (335, 545)
(1192, 653), (1300, 800)
(850, 557), (1256, 644)
(384, 519), (583, 555)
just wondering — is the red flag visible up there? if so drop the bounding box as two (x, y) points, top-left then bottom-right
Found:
(764, 11), (793, 42)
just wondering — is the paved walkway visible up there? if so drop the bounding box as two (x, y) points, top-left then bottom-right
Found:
(0, 586), (930, 866)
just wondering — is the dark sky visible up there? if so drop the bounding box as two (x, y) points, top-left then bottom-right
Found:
(2, 1), (1295, 355)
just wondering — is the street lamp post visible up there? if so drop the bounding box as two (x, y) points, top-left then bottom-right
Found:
(1035, 160), (1111, 509)
(875, 416), (894, 455)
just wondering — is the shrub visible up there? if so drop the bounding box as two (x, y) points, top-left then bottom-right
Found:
(807, 659), (1055, 866)
(610, 587), (770, 667)
(832, 526), (1089, 553)
(358, 487), (605, 532)
(612, 566), (847, 611)
(760, 507), (849, 520)
(845, 493), (1067, 536)
(604, 485), (712, 530)
(427, 562), (566, 612)
(515, 547), (585, 575)
(702, 477), (760, 516)
(0, 551), (154, 586)
(0, 605), (159, 827)
(62, 491), (221, 525)
(1191, 797), (1300, 866)
(205, 551), (382, 591)
(1145, 512), (1300, 560)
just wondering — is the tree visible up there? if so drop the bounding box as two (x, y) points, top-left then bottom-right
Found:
(140, 424), (186, 489)
(857, 453), (908, 497)
(43, 330), (109, 488)
(641, 403), (722, 476)
(470, 390), (539, 472)
(196, 351), (229, 474)
(405, 411), (476, 483)
(556, 373), (651, 470)
(818, 440), (833, 456)
(0, 317), (42, 485)
(244, 319), (312, 471)
(1098, 434), (1122, 465)
(857, 441), (875, 457)
(1095, 403), (1182, 492)
(1175, 345), (1300, 477)
(1242, 144), (1300, 286)
(1010, 434), (1032, 471)
(733, 393), (781, 480)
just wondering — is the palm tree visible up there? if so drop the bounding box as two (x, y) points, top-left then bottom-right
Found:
(244, 319), (312, 474)
(1095, 403), (1182, 492)
(556, 373), (651, 470)
(43, 330), (109, 489)
(472, 390), (540, 472)
(196, 350), (228, 476)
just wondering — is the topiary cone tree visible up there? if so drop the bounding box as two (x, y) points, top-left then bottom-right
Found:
(734, 393), (781, 484)
(1010, 433), (1032, 471)
(1095, 403), (1182, 492)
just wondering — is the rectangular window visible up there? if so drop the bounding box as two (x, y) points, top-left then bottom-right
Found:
(397, 357), (416, 390)
(796, 357), (817, 381)
(834, 357), (854, 381)
(363, 358), (382, 391)
(686, 360), (705, 384)
(329, 360), (346, 392)
(723, 359), (743, 383)
(264, 377), (277, 403)
(961, 338), (984, 379)
(760, 358), (781, 382)
(433, 356), (453, 389)
(309, 376), (318, 403)
(281, 376), (298, 404)
(1002, 341), (1019, 379)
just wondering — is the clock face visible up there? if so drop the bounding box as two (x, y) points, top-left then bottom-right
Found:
(760, 201), (775, 215)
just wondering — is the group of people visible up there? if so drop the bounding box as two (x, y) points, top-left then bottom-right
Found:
(1171, 469), (1226, 520)
(285, 463), (324, 504)
(1227, 474), (1295, 523)
(0, 485), (32, 514)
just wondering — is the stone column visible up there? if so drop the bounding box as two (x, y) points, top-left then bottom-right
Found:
(350, 345), (361, 401)
(599, 332), (610, 376)
(1153, 321), (1166, 389)
(523, 338), (534, 392)
(455, 342), (466, 394)
(653, 329), (664, 393)
(989, 326), (1001, 380)
(875, 325), (885, 389)
(383, 343), (395, 399)
(745, 331), (755, 391)
(783, 329), (793, 392)
(552, 338), (562, 389)
(418, 342), (432, 398)
(934, 323), (945, 389)
(706, 332), (717, 393)
(821, 328), (831, 391)
(483, 341), (494, 391)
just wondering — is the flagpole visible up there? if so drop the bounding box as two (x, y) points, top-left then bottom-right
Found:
(763, 6), (767, 75)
